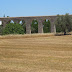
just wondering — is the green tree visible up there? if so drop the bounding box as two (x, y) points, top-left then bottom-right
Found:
(7, 16), (9, 17)
(3, 23), (24, 35)
(43, 20), (51, 33)
(55, 13), (72, 35)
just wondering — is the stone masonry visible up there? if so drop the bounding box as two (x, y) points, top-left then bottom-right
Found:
(0, 15), (57, 34)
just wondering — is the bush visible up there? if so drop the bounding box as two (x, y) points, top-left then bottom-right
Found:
(3, 23), (24, 35)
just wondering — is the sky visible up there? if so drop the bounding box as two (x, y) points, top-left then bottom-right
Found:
(0, 0), (72, 17)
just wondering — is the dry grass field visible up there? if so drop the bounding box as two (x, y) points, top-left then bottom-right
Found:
(0, 34), (72, 72)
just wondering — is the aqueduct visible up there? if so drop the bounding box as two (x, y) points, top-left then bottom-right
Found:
(0, 15), (57, 34)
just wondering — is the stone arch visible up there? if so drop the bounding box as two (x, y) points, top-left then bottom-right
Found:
(19, 20), (26, 34)
(13, 19), (20, 24)
(31, 19), (38, 33)
(6, 20), (11, 24)
(43, 19), (51, 33)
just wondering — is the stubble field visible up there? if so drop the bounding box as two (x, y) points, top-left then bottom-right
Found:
(0, 34), (72, 72)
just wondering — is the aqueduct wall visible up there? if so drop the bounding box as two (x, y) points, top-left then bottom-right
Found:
(0, 15), (57, 34)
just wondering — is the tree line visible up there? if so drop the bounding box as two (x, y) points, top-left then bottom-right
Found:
(55, 13), (72, 35)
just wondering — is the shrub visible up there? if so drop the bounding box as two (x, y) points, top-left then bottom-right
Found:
(3, 23), (24, 35)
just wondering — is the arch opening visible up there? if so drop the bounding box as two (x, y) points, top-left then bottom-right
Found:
(31, 19), (38, 33)
(43, 19), (51, 33)
(19, 20), (26, 34)
(10, 20), (14, 23)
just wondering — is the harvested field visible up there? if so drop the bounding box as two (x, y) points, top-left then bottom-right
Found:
(0, 34), (72, 72)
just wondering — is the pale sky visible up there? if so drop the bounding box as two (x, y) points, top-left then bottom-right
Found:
(0, 0), (72, 17)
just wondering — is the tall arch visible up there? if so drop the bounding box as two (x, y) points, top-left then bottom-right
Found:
(19, 20), (26, 34)
(31, 19), (38, 33)
(43, 19), (51, 33)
